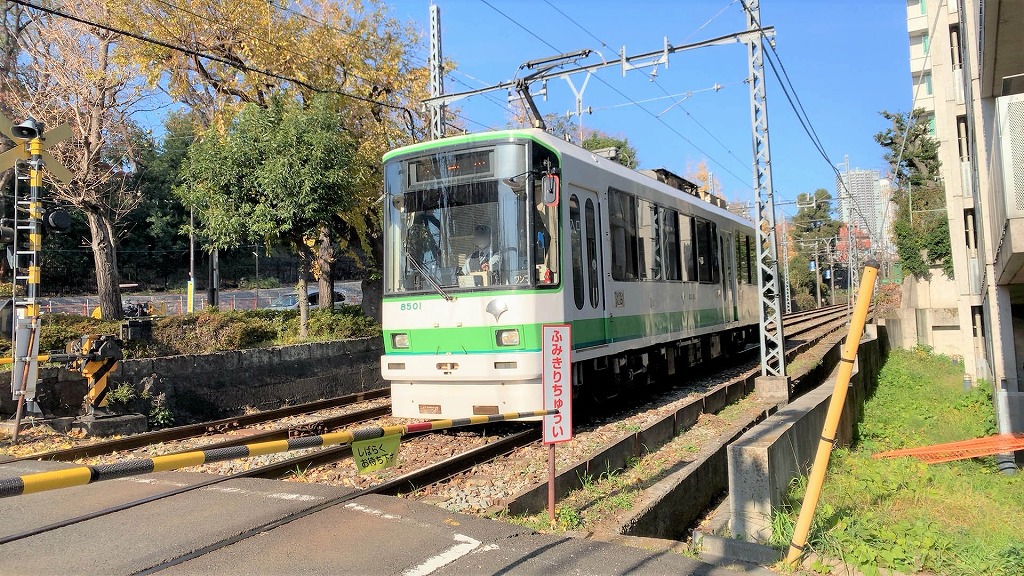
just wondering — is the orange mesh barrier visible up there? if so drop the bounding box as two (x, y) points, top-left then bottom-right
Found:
(874, 433), (1024, 464)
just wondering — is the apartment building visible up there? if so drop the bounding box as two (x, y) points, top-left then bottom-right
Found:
(906, 0), (1024, 442)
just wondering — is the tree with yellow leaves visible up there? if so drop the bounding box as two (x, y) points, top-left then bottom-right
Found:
(113, 0), (431, 321)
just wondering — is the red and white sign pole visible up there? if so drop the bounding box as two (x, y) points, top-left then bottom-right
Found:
(542, 324), (573, 526)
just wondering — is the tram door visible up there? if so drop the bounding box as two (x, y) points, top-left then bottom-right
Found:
(568, 185), (608, 348)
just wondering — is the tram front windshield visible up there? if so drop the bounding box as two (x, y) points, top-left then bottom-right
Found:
(384, 142), (557, 294)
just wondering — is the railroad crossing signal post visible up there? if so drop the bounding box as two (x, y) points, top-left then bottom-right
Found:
(0, 115), (72, 442)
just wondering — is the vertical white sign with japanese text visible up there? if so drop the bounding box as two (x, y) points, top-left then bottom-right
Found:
(542, 324), (573, 444)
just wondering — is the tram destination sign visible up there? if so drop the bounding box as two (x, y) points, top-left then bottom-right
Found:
(542, 324), (573, 444)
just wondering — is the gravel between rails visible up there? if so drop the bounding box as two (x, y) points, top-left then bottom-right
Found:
(411, 363), (755, 514)
(280, 428), (513, 490)
(410, 317), (846, 515)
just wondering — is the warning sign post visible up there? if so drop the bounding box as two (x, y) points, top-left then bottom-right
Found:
(542, 324), (572, 525)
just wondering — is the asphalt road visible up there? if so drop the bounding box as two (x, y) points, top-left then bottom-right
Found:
(0, 460), (741, 575)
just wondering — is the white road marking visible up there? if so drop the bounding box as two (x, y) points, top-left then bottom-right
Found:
(343, 501), (401, 520)
(402, 534), (483, 576)
(119, 477), (322, 501)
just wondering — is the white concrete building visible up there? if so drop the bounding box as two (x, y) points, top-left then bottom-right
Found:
(902, 0), (983, 371)
(905, 0), (1024, 447)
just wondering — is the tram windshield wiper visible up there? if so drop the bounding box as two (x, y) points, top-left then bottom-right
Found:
(404, 249), (453, 301)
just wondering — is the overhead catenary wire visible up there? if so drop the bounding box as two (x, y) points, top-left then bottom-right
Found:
(739, 1), (879, 242)
(543, 0), (750, 177)
(483, 0), (753, 191)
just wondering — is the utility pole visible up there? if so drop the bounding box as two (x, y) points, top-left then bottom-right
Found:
(813, 252), (822, 308)
(188, 206), (195, 313)
(829, 239), (837, 305)
(845, 156), (855, 312)
(0, 116), (72, 442)
(781, 216), (792, 314)
(743, 0), (785, 379)
(208, 249), (219, 308)
(428, 4), (446, 140)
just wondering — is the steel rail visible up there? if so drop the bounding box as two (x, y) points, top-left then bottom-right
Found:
(14, 388), (390, 462)
(0, 426), (534, 545)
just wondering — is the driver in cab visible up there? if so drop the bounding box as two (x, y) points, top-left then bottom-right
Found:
(462, 224), (500, 277)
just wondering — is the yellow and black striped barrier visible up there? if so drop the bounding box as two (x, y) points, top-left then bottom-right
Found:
(0, 409), (555, 498)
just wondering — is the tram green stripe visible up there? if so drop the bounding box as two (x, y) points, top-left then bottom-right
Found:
(382, 130), (560, 163)
(385, 307), (746, 354)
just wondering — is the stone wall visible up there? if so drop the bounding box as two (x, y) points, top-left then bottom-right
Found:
(2, 337), (385, 421)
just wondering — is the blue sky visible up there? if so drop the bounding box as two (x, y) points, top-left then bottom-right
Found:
(388, 0), (910, 220)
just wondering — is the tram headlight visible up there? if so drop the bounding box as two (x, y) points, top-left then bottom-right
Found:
(391, 333), (410, 349)
(496, 329), (520, 347)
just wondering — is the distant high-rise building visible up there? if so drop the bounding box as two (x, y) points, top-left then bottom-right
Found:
(835, 168), (883, 243)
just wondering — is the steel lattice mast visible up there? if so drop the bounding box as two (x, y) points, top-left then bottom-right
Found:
(743, 0), (785, 377)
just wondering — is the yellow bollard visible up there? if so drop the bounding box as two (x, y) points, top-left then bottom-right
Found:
(784, 259), (879, 567)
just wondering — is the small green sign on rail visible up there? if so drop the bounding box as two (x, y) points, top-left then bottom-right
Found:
(352, 434), (400, 474)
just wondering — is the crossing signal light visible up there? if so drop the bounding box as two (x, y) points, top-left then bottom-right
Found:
(0, 220), (12, 245)
(43, 207), (71, 232)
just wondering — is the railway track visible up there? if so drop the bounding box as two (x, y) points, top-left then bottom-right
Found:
(1, 304), (853, 551)
(13, 388), (390, 463)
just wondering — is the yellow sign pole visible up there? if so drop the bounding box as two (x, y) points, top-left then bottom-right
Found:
(784, 259), (879, 567)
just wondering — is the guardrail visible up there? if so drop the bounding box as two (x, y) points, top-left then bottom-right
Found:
(0, 410), (555, 498)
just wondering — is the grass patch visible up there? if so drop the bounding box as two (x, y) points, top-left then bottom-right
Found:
(772, 347), (1024, 575)
(1, 306), (380, 361)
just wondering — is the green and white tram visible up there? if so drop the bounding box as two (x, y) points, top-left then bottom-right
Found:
(381, 129), (758, 419)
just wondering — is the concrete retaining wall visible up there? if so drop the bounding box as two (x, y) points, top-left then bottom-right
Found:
(2, 337), (385, 421)
(726, 325), (887, 542)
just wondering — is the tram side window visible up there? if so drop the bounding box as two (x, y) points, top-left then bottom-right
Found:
(609, 188), (639, 281)
(638, 199), (655, 280)
(735, 232), (747, 284)
(584, 199), (601, 308)
(569, 195), (584, 310)
(710, 223), (721, 284)
(533, 145), (560, 286)
(745, 234), (754, 284)
(663, 209), (682, 281)
(680, 215), (695, 281)
(694, 218), (711, 282)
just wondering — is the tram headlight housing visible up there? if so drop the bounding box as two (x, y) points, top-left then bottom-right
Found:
(496, 329), (520, 347)
(391, 333), (410, 349)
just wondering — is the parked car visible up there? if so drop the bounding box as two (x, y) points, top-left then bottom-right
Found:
(268, 287), (346, 311)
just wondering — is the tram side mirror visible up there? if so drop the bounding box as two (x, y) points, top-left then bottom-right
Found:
(542, 174), (560, 206)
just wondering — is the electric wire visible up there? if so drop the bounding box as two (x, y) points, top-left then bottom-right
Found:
(9, 0), (418, 131)
(589, 82), (743, 112)
(540, 0), (752, 190)
(739, 1), (879, 242)
(483, 0), (752, 191)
